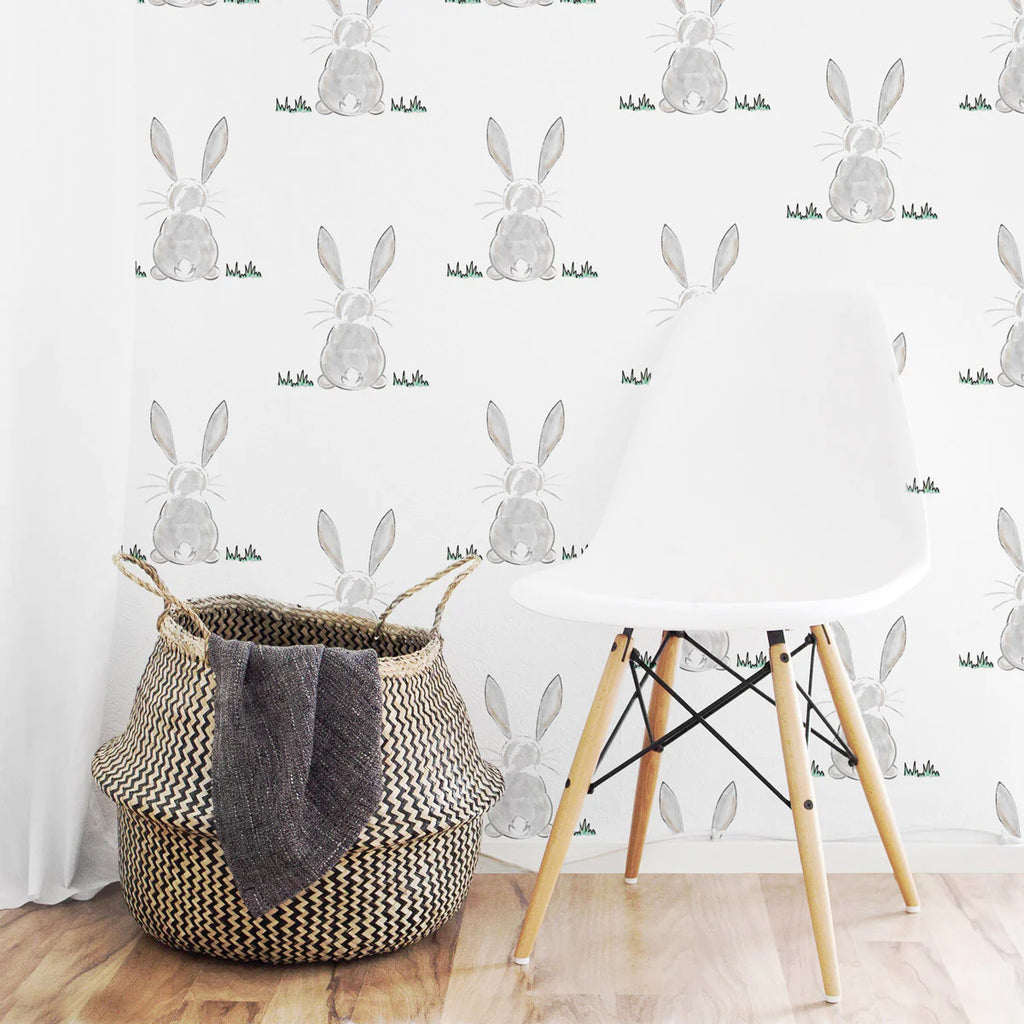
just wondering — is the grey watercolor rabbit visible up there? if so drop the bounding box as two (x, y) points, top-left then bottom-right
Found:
(485, 401), (564, 566)
(679, 631), (731, 672)
(149, 401), (228, 566)
(996, 0), (1024, 113)
(824, 59), (904, 224)
(485, 117), (565, 282)
(315, 226), (395, 391)
(994, 508), (1024, 670)
(654, 224), (739, 324)
(317, 508), (395, 619)
(315, 0), (387, 117)
(149, 118), (228, 282)
(996, 226), (1024, 388)
(660, 0), (730, 115)
(484, 675), (562, 839)
(827, 619), (905, 780)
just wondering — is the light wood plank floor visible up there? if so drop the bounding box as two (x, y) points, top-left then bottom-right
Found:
(2, 874), (1023, 1023)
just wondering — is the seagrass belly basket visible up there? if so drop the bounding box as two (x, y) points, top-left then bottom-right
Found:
(93, 554), (503, 963)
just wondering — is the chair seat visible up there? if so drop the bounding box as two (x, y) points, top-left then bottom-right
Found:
(511, 287), (929, 631)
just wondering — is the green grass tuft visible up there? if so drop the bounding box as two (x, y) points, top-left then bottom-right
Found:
(393, 369), (430, 388)
(224, 0), (260, 4)
(959, 367), (994, 385)
(735, 93), (771, 111)
(447, 260), (484, 278)
(276, 96), (312, 113)
(810, 760), (825, 778)
(904, 759), (941, 778)
(906, 476), (940, 494)
(135, 261), (148, 278)
(902, 202), (938, 220)
(225, 544), (262, 562)
(447, 544), (480, 560)
(574, 818), (598, 836)
(391, 96), (427, 113)
(562, 260), (598, 279)
(278, 370), (315, 388)
(959, 93), (992, 111)
(561, 544), (588, 560)
(444, 0), (481, 4)
(620, 93), (657, 112)
(621, 368), (652, 385)
(787, 202), (823, 220)
(959, 651), (995, 669)
(735, 651), (767, 669)
(226, 260), (262, 278)
(121, 543), (148, 562)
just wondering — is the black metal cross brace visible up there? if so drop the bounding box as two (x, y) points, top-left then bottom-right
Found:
(584, 630), (857, 810)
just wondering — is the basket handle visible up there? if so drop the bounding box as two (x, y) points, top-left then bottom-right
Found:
(112, 552), (211, 658)
(370, 555), (482, 645)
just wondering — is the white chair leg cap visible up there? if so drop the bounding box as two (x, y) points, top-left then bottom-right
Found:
(905, 905), (921, 914)
(824, 994), (841, 1004)
(624, 877), (638, 885)
(513, 956), (530, 966)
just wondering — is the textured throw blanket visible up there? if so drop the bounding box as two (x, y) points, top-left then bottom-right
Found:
(207, 635), (384, 918)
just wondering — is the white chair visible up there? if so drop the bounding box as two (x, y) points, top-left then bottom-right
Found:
(509, 288), (929, 1005)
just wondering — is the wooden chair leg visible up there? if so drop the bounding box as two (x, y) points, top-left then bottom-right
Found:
(812, 624), (920, 913)
(512, 631), (634, 966)
(769, 630), (841, 1004)
(624, 632), (681, 883)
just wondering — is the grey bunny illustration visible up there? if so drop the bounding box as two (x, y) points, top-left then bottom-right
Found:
(317, 508), (395, 619)
(659, 0), (730, 115)
(315, 0), (387, 116)
(148, 118), (228, 282)
(654, 224), (739, 324)
(827, 619), (904, 780)
(485, 117), (565, 282)
(315, 226), (394, 391)
(995, 0), (1024, 113)
(484, 401), (564, 566)
(824, 59), (904, 223)
(149, 401), (228, 565)
(994, 508), (1024, 670)
(484, 675), (562, 839)
(678, 631), (731, 672)
(995, 226), (1024, 387)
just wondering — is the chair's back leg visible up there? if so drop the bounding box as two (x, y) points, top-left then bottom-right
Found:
(624, 632), (681, 883)
(512, 631), (634, 966)
(811, 624), (920, 912)
(769, 630), (842, 1004)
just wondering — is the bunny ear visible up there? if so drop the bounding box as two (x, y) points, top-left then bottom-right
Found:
(484, 676), (512, 739)
(659, 782), (684, 835)
(487, 402), (514, 465)
(711, 781), (738, 836)
(1012, 0), (1024, 14)
(671, 0), (687, 10)
(537, 117), (565, 185)
(711, 224), (740, 292)
(150, 401), (177, 463)
(150, 118), (177, 181)
(318, 227), (345, 290)
(201, 401), (229, 467)
(999, 225), (1024, 288)
(486, 119), (514, 182)
(996, 782), (1022, 839)
(879, 616), (906, 683)
(877, 59), (905, 125)
(317, 510), (345, 574)
(829, 621), (856, 679)
(826, 60), (854, 123)
(537, 401), (565, 467)
(368, 226), (396, 293)
(535, 675), (563, 741)
(661, 225), (688, 288)
(892, 333), (907, 375)
(327, 0), (345, 14)
(201, 118), (229, 185)
(709, 0), (724, 15)
(368, 509), (396, 575)
(367, 0), (384, 16)
(998, 508), (1024, 571)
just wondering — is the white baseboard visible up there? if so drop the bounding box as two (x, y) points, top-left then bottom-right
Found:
(478, 837), (1024, 875)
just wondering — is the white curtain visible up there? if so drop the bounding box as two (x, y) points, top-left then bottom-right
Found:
(0, 3), (134, 906)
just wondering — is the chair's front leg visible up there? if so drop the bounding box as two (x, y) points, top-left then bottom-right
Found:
(769, 630), (841, 1004)
(512, 631), (634, 965)
(812, 624), (919, 913)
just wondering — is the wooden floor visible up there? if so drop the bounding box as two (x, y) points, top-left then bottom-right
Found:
(2, 874), (1024, 1023)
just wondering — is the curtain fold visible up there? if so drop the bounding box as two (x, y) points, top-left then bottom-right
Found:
(0, 2), (135, 907)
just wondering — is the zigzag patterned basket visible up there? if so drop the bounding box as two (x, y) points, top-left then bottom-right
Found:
(93, 554), (503, 963)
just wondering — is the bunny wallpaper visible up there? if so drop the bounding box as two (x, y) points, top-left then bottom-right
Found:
(103, 0), (1024, 871)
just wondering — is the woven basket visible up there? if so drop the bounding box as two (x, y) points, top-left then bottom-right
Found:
(93, 554), (503, 963)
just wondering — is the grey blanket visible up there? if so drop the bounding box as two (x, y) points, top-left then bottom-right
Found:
(207, 635), (383, 918)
